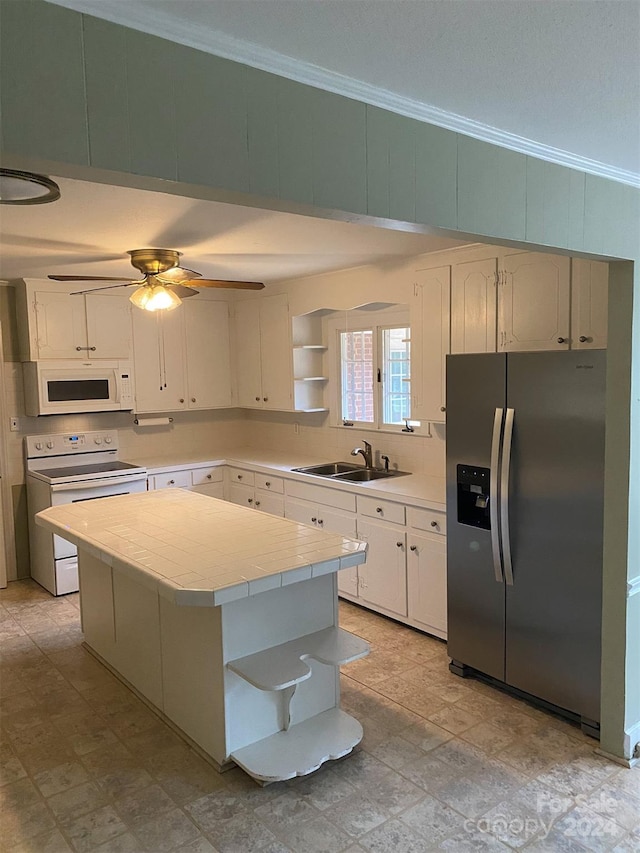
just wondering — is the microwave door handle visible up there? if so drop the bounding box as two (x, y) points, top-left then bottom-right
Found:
(500, 408), (515, 586)
(490, 407), (504, 583)
(50, 473), (147, 492)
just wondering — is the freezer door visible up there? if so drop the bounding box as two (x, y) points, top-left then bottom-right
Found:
(505, 351), (605, 722)
(446, 353), (507, 680)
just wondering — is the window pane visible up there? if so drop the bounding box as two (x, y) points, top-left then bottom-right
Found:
(340, 330), (374, 422)
(382, 327), (411, 425)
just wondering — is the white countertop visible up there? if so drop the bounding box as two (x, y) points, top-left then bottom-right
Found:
(36, 490), (367, 608)
(137, 447), (446, 510)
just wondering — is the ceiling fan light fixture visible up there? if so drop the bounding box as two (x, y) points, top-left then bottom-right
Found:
(130, 283), (182, 312)
(0, 168), (61, 204)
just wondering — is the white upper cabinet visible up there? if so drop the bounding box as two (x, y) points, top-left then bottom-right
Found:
(183, 301), (232, 409)
(17, 282), (132, 361)
(233, 293), (293, 411)
(571, 259), (608, 349)
(132, 298), (233, 414)
(411, 266), (451, 423)
(132, 309), (186, 413)
(451, 258), (498, 354)
(499, 252), (571, 351)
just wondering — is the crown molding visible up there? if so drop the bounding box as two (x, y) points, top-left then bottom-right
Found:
(48, 0), (640, 188)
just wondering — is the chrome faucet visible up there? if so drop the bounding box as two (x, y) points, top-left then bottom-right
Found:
(351, 440), (373, 469)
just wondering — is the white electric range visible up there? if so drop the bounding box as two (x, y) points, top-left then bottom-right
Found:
(25, 431), (147, 595)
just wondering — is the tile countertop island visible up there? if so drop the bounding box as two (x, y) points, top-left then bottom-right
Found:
(36, 490), (370, 783)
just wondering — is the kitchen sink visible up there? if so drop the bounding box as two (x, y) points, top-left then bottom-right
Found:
(292, 462), (410, 482)
(333, 468), (410, 482)
(292, 462), (363, 476)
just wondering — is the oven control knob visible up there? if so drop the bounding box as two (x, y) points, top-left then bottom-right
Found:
(35, 442), (43, 451)
(46, 441), (54, 449)
(94, 437), (102, 445)
(104, 436), (112, 444)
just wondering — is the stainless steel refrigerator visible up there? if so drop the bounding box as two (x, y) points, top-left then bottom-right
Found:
(445, 350), (605, 736)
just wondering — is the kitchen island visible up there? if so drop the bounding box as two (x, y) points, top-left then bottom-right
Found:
(36, 489), (369, 783)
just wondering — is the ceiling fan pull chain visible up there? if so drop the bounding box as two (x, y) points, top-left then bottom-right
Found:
(156, 312), (164, 391)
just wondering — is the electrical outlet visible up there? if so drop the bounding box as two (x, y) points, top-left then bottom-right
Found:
(294, 422), (300, 435)
(10, 417), (19, 432)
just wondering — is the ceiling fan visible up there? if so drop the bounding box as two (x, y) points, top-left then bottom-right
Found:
(49, 248), (265, 311)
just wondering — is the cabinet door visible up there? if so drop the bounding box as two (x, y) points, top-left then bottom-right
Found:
(284, 496), (317, 526)
(254, 491), (285, 517)
(227, 482), (255, 509)
(85, 294), (132, 359)
(320, 506), (358, 598)
(407, 532), (447, 638)
(571, 259), (608, 349)
(192, 482), (225, 500)
(357, 519), (407, 617)
(500, 252), (570, 351)
(233, 299), (263, 407)
(132, 310), (186, 413)
(411, 267), (450, 423)
(184, 300), (233, 408)
(34, 292), (86, 358)
(259, 294), (293, 410)
(451, 258), (498, 354)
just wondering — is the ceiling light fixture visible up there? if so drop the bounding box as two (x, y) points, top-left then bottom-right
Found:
(129, 281), (182, 312)
(0, 168), (61, 204)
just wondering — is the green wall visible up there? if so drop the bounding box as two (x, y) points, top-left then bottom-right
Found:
(1, 0), (639, 760)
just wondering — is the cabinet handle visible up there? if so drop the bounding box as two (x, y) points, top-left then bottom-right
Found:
(263, 397), (268, 402)
(255, 500), (261, 507)
(318, 519), (323, 526)
(191, 397), (196, 403)
(89, 346), (96, 351)
(168, 479), (175, 485)
(206, 474), (212, 480)
(376, 507), (383, 514)
(179, 398), (184, 403)
(75, 346), (95, 351)
(248, 498), (253, 504)
(265, 481), (271, 487)
(255, 396), (260, 401)
(410, 545), (418, 552)
(396, 541), (403, 548)
(311, 517), (317, 523)
(557, 337), (567, 344)
(431, 521), (439, 528)
(579, 335), (589, 343)
(440, 406), (446, 412)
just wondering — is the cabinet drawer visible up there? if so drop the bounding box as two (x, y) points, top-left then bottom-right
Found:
(255, 474), (284, 494)
(190, 466), (224, 486)
(358, 495), (406, 525)
(407, 506), (446, 536)
(227, 468), (255, 487)
(152, 470), (191, 490)
(286, 480), (356, 512)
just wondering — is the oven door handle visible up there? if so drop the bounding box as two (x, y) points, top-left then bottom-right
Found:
(50, 473), (147, 492)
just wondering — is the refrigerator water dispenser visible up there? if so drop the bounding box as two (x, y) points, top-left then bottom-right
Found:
(456, 465), (491, 529)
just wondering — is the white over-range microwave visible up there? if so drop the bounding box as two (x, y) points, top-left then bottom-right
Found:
(23, 361), (134, 416)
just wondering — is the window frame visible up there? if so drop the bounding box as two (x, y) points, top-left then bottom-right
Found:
(326, 308), (423, 435)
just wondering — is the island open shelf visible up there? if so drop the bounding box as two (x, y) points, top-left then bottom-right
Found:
(36, 490), (369, 783)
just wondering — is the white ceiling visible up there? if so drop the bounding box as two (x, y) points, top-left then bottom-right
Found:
(0, 177), (466, 284)
(48, 0), (640, 185)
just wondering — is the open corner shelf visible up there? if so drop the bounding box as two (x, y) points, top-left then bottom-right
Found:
(229, 707), (363, 783)
(227, 626), (369, 691)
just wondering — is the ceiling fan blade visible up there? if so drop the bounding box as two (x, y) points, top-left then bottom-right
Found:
(49, 275), (135, 282)
(156, 266), (202, 284)
(191, 279), (265, 290)
(70, 282), (140, 295)
(171, 285), (199, 298)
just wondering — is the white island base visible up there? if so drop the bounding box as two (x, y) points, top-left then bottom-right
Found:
(79, 551), (368, 783)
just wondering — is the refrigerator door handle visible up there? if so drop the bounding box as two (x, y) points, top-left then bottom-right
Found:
(501, 408), (515, 586)
(490, 407), (504, 583)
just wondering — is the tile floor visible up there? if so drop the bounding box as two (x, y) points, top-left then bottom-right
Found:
(1, 580), (638, 853)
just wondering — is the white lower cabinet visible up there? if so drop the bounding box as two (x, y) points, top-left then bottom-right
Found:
(407, 532), (447, 638)
(147, 465), (224, 499)
(356, 518), (407, 619)
(227, 468), (285, 517)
